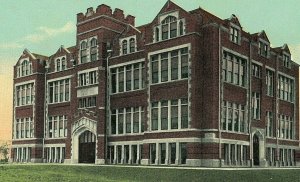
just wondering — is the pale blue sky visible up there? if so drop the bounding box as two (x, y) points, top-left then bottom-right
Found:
(1, 0), (300, 75)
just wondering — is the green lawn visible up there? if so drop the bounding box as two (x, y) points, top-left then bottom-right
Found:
(0, 164), (299, 182)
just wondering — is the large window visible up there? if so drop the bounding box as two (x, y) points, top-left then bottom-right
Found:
(16, 83), (34, 106)
(222, 51), (246, 86)
(251, 92), (260, 120)
(151, 47), (189, 84)
(221, 101), (246, 133)
(78, 70), (98, 87)
(110, 107), (144, 135)
(47, 115), (67, 138)
(12, 147), (32, 162)
(278, 114), (294, 140)
(151, 98), (188, 131)
(224, 144), (247, 166)
(266, 70), (274, 96)
(48, 79), (70, 104)
(278, 75), (294, 102)
(111, 62), (145, 94)
(80, 37), (98, 64)
(17, 60), (32, 77)
(45, 146), (66, 163)
(14, 117), (34, 139)
(149, 142), (187, 165)
(155, 15), (185, 42)
(78, 96), (96, 108)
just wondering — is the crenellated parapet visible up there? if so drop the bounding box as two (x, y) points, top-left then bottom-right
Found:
(77, 4), (135, 26)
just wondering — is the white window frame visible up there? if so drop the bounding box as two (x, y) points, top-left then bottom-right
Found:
(119, 35), (137, 56)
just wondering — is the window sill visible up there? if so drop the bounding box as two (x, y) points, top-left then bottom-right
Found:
(223, 81), (247, 89)
(221, 130), (249, 135)
(76, 84), (99, 89)
(278, 99), (294, 104)
(45, 137), (67, 140)
(144, 128), (192, 133)
(110, 88), (146, 95)
(150, 78), (188, 86)
(109, 133), (144, 137)
(15, 104), (34, 108)
(48, 101), (70, 105)
(12, 138), (37, 141)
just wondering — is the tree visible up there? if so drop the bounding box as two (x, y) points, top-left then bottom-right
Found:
(0, 143), (9, 162)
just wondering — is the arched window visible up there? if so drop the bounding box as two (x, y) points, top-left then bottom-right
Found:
(80, 41), (87, 63)
(61, 57), (66, 70)
(129, 38), (135, 53)
(56, 59), (61, 71)
(161, 16), (177, 40)
(122, 40), (128, 55)
(155, 27), (159, 42)
(179, 20), (184, 36)
(80, 41), (87, 50)
(90, 38), (97, 47)
(21, 60), (28, 76)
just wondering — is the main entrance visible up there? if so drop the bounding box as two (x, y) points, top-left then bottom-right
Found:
(79, 130), (96, 163)
(253, 134), (259, 166)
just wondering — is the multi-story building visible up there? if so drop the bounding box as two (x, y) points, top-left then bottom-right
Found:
(11, 1), (300, 167)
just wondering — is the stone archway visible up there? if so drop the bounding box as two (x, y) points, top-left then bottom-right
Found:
(79, 130), (96, 163)
(71, 117), (97, 164)
(252, 130), (265, 167)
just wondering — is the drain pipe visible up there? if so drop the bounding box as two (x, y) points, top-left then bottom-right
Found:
(218, 24), (222, 167)
(248, 38), (253, 167)
(105, 49), (112, 163)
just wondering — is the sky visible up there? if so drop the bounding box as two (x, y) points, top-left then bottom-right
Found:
(1, 0), (300, 142)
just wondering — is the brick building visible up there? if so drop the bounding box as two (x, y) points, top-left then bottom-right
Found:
(11, 1), (300, 167)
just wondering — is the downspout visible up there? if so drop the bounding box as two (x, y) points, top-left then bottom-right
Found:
(248, 38), (253, 167)
(42, 62), (48, 162)
(275, 55), (279, 166)
(218, 24), (222, 167)
(105, 51), (112, 163)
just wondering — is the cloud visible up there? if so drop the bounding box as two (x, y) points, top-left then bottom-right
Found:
(22, 21), (75, 43)
(0, 42), (23, 49)
(289, 44), (300, 64)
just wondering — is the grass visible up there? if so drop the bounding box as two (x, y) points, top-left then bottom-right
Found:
(0, 164), (299, 182)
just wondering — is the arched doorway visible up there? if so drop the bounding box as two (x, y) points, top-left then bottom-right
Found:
(253, 134), (260, 166)
(79, 130), (96, 163)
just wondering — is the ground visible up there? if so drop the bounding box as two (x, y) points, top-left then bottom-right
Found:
(0, 164), (299, 182)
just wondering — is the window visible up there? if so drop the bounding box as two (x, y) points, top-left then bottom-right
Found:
(129, 38), (135, 53)
(90, 38), (98, 62)
(224, 144), (248, 166)
(78, 96), (96, 108)
(78, 70), (98, 87)
(151, 98), (188, 131)
(55, 57), (67, 72)
(259, 41), (269, 57)
(45, 147), (65, 163)
(14, 117), (34, 139)
(222, 51), (246, 86)
(283, 54), (290, 68)
(80, 41), (87, 63)
(230, 26), (239, 44)
(111, 62), (145, 94)
(47, 115), (67, 138)
(151, 47), (189, 84)
(155, 15), (185, 42)
(278, 75), (294, 102)
(278, 114), (293, 139)
(18, 60), (32, 77)
(80, 37), (98, 64)
(266, 70), (274, 96)
(48, 79), (70, 103)
(150, 143), (156, 164)
(12, 147), (32, 162)
(180, 143), (187, 164)
(266, 111), (273, 137)
(252, 92), (260, 120)
(221, 101), (246, 133)
(161, 16), (177, 40)
(16, 83), (34, 106)
(252, 63), (261, 78)
(122, 40), (128, 55)
(110, 107), (144, 135)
